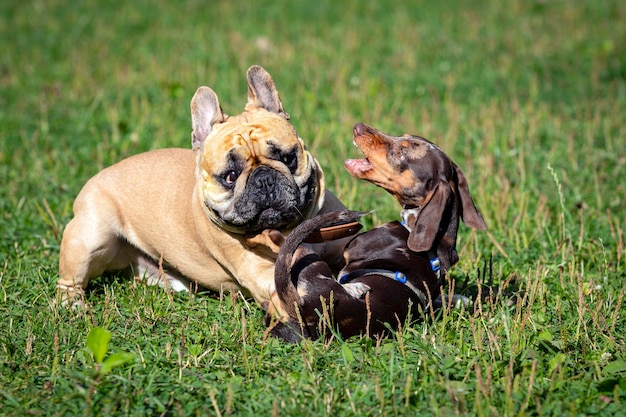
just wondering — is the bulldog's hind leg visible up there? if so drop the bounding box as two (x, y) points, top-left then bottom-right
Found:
(132, 253), (194, 293)
(57, 211), (137, 304)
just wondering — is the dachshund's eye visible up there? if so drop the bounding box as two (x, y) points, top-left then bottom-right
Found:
(393, 146), (407, 162)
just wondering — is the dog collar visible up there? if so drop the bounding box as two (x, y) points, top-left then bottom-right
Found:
(399, 210), (442, 284)
(400, 205), (420, 229)
(339, 269), (428, 308)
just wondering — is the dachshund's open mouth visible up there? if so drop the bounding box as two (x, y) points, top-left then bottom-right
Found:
(344, 122), (404, 184)
(344, 123), (377, 178)
(344, 157), (372, 177)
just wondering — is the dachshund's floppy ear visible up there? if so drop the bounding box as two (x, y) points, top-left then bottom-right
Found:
(454, 165), (487, 230)
(405, 183), (450, 252)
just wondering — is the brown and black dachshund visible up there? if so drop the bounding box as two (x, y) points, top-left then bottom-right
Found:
(266, 123), (487, 342)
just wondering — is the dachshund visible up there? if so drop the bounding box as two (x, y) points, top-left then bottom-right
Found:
(265, 123), (486, 342)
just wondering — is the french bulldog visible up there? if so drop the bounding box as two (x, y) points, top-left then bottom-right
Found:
(57, 65), (346, 306)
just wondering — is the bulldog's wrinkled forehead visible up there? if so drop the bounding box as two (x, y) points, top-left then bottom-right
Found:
(203, 110), (301, 158)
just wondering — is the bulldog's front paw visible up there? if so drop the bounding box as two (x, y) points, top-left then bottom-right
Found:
(56, 285), (88, 309)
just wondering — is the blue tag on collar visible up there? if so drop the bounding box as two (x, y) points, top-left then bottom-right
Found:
(394, 272), (407, 283)
(430, 257), (441, 272)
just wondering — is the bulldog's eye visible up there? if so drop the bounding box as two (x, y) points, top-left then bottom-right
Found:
(281, 151), (298, 173)
(221, 170), (239, 187)
(217, 151), (243, 189)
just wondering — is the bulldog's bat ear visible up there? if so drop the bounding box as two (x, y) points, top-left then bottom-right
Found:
(245, 65), (290, 119)
(190, 86), (227, 150)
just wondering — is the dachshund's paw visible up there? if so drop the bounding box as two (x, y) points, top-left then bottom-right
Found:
(432, 294), (472, 310)
(342, 282), (371, 298)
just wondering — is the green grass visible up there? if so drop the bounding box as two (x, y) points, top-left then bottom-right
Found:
(1, 0), (625, 415)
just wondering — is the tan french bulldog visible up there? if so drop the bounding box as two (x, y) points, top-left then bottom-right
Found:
(57, 65), (346, 306)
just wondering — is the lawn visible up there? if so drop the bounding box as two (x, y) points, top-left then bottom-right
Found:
(1, 0), (625, 415)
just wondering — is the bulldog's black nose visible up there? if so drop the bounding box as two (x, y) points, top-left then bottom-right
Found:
(252, 167), (276, 193)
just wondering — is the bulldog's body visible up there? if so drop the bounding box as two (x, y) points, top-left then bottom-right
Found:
(57, 66), (346, 305)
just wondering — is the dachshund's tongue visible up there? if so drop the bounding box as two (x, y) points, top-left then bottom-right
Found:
(344, 158), (372, 176)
